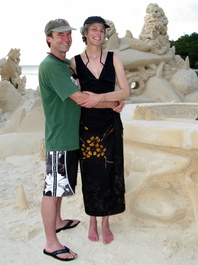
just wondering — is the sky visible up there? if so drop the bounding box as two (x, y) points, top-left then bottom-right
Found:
(0, 0), (198, 65)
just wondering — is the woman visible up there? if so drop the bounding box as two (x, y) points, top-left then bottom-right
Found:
(70, 16), (130, 244)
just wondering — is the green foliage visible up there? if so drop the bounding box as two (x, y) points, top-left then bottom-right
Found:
(170, 32), (198, 68)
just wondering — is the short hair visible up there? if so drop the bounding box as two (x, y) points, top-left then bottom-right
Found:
(46, 31), (53, 47)
(80, 24), (107, 45)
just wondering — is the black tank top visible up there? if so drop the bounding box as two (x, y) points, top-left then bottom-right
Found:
(74, 51), (115, 94)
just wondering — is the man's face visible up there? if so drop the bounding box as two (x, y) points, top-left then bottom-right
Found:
(47, 31), (72, 53)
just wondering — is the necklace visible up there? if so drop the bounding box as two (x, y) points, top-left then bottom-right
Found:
(85, 49), (105, 67)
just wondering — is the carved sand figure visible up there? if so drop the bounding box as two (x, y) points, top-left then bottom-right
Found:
(15, 76), (26, 95)
(104, 19), (150, 52)
(16, 184), (28, 210)
(122, 102), (198, 250)
(103, 3), (198, 103)
(139, 3), (170, 55)
(0, 48), (26, 94)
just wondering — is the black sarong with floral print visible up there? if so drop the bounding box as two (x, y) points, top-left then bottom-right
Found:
(75, 52), (125, 216)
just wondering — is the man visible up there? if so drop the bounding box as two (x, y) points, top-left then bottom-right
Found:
(39, 18), (124, 262)
(39, 18), (95, 262)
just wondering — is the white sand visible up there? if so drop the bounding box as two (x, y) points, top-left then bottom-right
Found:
(1, 153), (198, 265)
(1, 82), (198, 264)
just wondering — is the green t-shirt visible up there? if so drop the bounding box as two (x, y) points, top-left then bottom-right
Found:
(39, 54), (81, 151)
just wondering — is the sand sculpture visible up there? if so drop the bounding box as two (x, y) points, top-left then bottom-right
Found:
(0, 48), (26, 95)
(122, 104), (198, 224)
(0, 4), (198, 261)
(104, 3), (198, 103)
(16, 184), (28, 210)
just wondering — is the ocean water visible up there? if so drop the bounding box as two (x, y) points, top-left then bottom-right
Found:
(21, 66), (198, 90)
(21, 65), (39, 89)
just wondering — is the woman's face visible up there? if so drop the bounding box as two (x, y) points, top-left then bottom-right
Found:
(85, 23), (105, 45)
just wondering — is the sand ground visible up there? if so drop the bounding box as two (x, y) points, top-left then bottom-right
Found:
(1, 154), (198, 265)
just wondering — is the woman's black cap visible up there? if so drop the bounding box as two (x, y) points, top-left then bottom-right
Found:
(83, 16), (110, 28)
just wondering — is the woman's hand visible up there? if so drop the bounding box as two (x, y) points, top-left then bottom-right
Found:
(113, 100), (125, 113)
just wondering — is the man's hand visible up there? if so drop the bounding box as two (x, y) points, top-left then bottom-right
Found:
(78, 91), (103, 108)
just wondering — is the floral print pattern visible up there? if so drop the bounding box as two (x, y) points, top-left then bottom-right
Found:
(81, 136), (107, 158)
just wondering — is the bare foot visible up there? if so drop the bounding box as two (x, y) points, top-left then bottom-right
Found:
(88, 216), (99, 242)
(102, 217), (114, 244)
(102, 226), (114, 244)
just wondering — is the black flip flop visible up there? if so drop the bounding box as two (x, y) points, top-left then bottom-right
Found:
(43, 246), (77, 261)
(56, 219), (80, 233)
